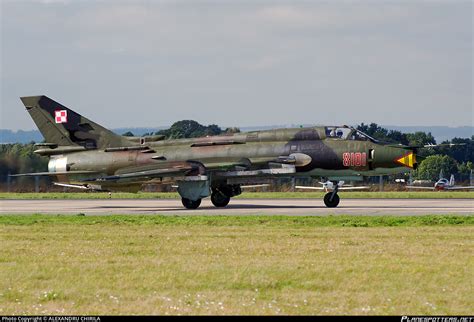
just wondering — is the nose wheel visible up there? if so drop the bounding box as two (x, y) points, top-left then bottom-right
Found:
(324, 192), (340, 208)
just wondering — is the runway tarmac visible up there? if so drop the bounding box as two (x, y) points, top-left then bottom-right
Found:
(1, 198), (472, 216)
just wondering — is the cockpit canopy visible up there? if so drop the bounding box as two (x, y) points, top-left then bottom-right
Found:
(325, 126), (377, 142)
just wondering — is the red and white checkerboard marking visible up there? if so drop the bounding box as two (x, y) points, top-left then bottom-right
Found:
(55, 110), (68, 124)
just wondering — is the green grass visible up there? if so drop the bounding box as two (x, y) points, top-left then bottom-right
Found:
(0, 214), (473, 315)
(0, 214), (472, 227)
(1, 191), (473, 199)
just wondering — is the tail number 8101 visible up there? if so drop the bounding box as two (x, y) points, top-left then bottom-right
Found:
(343, 152), (367, 167)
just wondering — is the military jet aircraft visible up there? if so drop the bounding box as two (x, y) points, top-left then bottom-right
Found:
(407, 174), (474, 191)
(14, 95), (430, 209)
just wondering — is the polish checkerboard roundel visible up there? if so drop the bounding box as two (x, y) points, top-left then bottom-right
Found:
(55, 110), (68, 124)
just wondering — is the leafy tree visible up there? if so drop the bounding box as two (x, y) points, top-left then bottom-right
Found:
(457, 161), (473, 179)
(415, 155), (458, 181)
(224, 127), (240, 134)
(403, 132), (437, 158)
(357, 123), (389, 141)
(406, 132), (436, 146)
(356, 123), (408, 144)
(0, 143), (49, 186)
(122, 131), (134, 137)
(155, 120), (232, 139)
(386, 130), (409, 145)
(205, 124), (222, 136)
(436, 137), (474, 164)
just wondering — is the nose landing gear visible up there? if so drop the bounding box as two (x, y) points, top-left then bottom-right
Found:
(323, 192), (340, 208)
(323, 181), (340, 208)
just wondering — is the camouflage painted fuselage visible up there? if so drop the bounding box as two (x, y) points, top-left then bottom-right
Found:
(18, 95), (416, 200)
(53, 127), (413, 190)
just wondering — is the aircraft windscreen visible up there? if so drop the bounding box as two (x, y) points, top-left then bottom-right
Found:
(325, 127), (352, 139)
(325, 126), (376, 142)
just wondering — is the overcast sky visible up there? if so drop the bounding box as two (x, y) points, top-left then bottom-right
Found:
(1, 0), (472, 131)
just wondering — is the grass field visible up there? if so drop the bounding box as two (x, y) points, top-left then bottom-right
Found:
(0, 215), (472, 315)
(1, 191), (473, 199)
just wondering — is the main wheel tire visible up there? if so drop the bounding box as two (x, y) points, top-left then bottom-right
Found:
(181, 198), (202, 209)
(211, 192), (231, 207)
(324, 192), (340, 208)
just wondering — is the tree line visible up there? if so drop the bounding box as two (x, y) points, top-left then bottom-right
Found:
(356, 123), (473, 181)
(129, 120), (241, 139)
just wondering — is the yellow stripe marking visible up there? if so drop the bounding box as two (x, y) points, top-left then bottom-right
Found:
(395, 152), (416, 168)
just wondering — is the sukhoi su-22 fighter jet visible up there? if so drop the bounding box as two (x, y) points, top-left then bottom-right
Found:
(14, 95), (436, 209)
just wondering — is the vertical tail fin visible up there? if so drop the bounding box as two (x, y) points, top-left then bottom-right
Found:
(20, 96), (132, 149)
(439, 169), (444, 180)
(449, 174), (455, 186)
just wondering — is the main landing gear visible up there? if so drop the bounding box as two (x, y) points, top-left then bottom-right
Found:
(211, 192), (230, 207)
(181, 194), (228, 209)
(180, 185), (242, 209)
(210, 185), (241, 208)
(181, 198), (202, 209)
